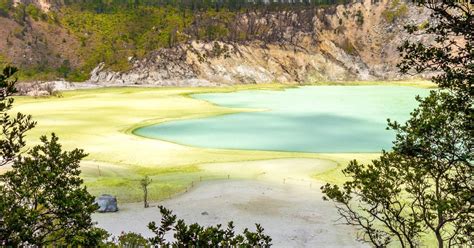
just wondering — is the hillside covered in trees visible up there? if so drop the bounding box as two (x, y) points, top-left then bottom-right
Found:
(0, 0), (431, 84)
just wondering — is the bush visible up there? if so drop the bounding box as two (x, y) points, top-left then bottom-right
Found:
(26, 4), (41, 21)
(11, 3), (26, 24)
(66, 69), (89, 82)
(58, 59), (71, 78)
(0, 0), (12, 17)
(382, 0), (408, 23)
(355, 10), (364, 26)
(117, 232), (149, 248)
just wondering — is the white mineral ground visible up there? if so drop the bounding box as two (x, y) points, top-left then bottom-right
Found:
(93, 158), (367, 247)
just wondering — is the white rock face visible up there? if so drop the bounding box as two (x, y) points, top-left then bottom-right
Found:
(87, 41), (376, 87)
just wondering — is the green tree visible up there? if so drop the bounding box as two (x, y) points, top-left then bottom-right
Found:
(322, 1), (473, 247)
(0, 67), (105, 246)
(140, 175), (152, 208)
(0, 134), (102, 246)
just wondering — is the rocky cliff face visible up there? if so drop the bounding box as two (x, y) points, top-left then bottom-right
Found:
(4, 0), (432, 86)
(89, 42), (356, 86)
(88, 0), (432, 86)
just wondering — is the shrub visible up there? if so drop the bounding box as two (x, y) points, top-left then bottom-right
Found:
(66, 69), (89, 82)
(382, 0), (408, 23)
(117, 232), (149, 248)
(25, 4), (41, 21)
(0, 0), (12, 17)
(58, 59), (71, 78)
(355, 10), (364, 26)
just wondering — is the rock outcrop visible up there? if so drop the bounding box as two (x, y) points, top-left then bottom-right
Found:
(87, 0), (432, 86)
(89, 41), (358, 86)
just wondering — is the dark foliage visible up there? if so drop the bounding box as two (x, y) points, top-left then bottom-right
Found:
(147, 206), (272, 247)
(398, 0), (473, 98)
(114, 206), (273, 247)
(0, 134), (102, 246)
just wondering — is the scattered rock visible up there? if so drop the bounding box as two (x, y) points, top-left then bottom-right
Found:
(201, 211), (209, 216)
(95, 194), (119, 213)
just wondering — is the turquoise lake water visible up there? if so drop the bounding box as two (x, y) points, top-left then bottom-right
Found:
(134, 86), (428, 153)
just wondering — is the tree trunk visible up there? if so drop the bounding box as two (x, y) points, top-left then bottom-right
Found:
(435, 177), (443, 248)
(436, 231), (443, 248)
(143, 187), (148, 208)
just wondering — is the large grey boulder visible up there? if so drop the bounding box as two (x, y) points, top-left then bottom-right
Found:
(95, 194), (118, 213)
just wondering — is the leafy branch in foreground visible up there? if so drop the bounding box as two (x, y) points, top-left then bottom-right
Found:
(110, 205), (273, 247)
(146, 206), (272, 247)
(398, 0), (473, 97)
(322, 1), (473, 247)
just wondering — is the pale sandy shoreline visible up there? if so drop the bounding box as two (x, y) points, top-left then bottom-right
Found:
(93, 180), (366, 247)
(93, 159), (367, 247)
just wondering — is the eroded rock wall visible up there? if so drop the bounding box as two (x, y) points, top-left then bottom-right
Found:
(88, 0), (432, 86)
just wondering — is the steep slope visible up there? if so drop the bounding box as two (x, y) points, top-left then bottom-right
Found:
(1, 0), (431, 85)
(89, 0), (431, 85)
